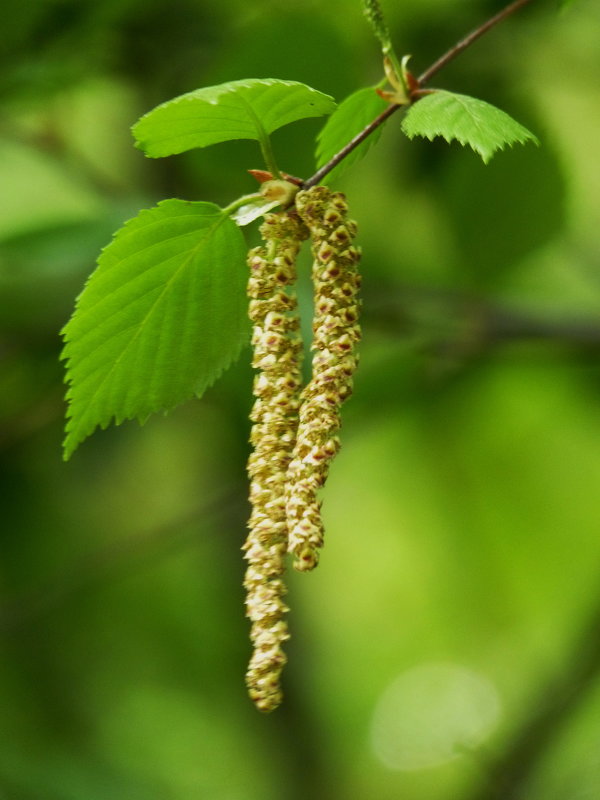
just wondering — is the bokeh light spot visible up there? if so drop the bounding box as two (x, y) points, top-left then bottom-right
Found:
(370, 662), (502, 771)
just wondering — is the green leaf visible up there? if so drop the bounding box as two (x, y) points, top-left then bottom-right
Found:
(61, 199), (248, 459)
(315, 87), (389, 182)
(133, 79), (336, 158)
(401, 90), (539, 164)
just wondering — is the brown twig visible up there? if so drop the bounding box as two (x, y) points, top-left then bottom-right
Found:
(302, 102), (401, 189)
(418, 0), (536, 86)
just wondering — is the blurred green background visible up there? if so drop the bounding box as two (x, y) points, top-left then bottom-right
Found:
(1, 1), (600, 798)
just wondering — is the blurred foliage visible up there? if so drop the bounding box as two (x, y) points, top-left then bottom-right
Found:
(1, 0), (600, 798)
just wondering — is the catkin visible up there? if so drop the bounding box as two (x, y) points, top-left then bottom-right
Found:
(287, 186), (361, 572)
(244, 210), (309, 712)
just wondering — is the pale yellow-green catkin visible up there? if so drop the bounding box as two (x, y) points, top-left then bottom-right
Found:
(244, 210), (309, 712)
(287, 186), (361, 572)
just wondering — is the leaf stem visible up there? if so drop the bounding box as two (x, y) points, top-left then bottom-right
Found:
(238, 94), (282, 179)
(302, 0), (536, 188)
(222, 194), (262, 216)
(258, 131), (282, 179)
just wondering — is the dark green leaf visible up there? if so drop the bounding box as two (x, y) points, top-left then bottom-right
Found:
(61, 199), (248, 458)
(315, 87), (389, 182)
(402, 90), (539, 164)
(133, 79), (336, 158)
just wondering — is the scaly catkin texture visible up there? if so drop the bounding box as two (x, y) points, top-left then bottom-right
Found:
(244, 210), (309, 712)
(287, 186), (361, 572)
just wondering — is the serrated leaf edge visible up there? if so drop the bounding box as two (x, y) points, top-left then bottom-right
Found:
(402, 91), (539, 164)
(61, 201), (247, 458)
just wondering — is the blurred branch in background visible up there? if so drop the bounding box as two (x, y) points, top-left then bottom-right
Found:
(369, 287), (600, 373)
(5, 286), (600, 452)
(0, 489), (244, 635)
(0, 119), (130, 201)
(465, 587), (600, 800)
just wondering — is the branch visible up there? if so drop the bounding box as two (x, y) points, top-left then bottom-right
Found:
(302, 102), (401, 189)
(302, 0), (537, 188)
(417, 0), (537, 86)
(463, 586), (600, 800)
(483, 305), (600, 347)
(0, 489), (244, 634)
(368, 287), (600, 351)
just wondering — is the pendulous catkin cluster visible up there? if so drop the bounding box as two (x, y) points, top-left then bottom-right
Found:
(243, 210), (309, 712)
(287, 186), (362, 572)
(244, 186), (361, 711)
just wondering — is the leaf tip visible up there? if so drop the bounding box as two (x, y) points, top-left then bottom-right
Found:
(61, 430), (78, 462)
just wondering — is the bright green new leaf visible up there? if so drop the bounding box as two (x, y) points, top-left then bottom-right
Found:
(316, 87), (389, 182)
(133, 79), (336, 158)
(61, 199), (248, 459)
(401, 90), (539, 164)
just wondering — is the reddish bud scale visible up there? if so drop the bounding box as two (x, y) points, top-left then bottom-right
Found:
(287, 186), (361, 572)
(244, 210), (309, 712)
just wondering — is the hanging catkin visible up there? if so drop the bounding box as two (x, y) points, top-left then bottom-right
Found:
(243, 209), (309, 712)
(287, 186), (361, 572)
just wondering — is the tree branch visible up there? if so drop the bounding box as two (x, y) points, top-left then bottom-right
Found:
(417, 0), (537, 86)
(302, 102), (402, 189)
(368, 287), (600, 351)
(463, 587), (600, 800)
(0, 489), (244, 634)
(302, 0), (537, 188)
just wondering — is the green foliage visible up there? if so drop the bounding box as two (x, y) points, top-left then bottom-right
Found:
(315, 87), (389, 182)
(401, 90), (539, 164)
(132, 79), (336, 158)
(62, 42), (542, 458)
(3, 0), (600, 796)
(61, 200), (248, 459)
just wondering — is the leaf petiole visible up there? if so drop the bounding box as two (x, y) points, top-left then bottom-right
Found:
(222, 194), (263, 217)
(258, 132), (282, 180)
(237, 94), (282, 178)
